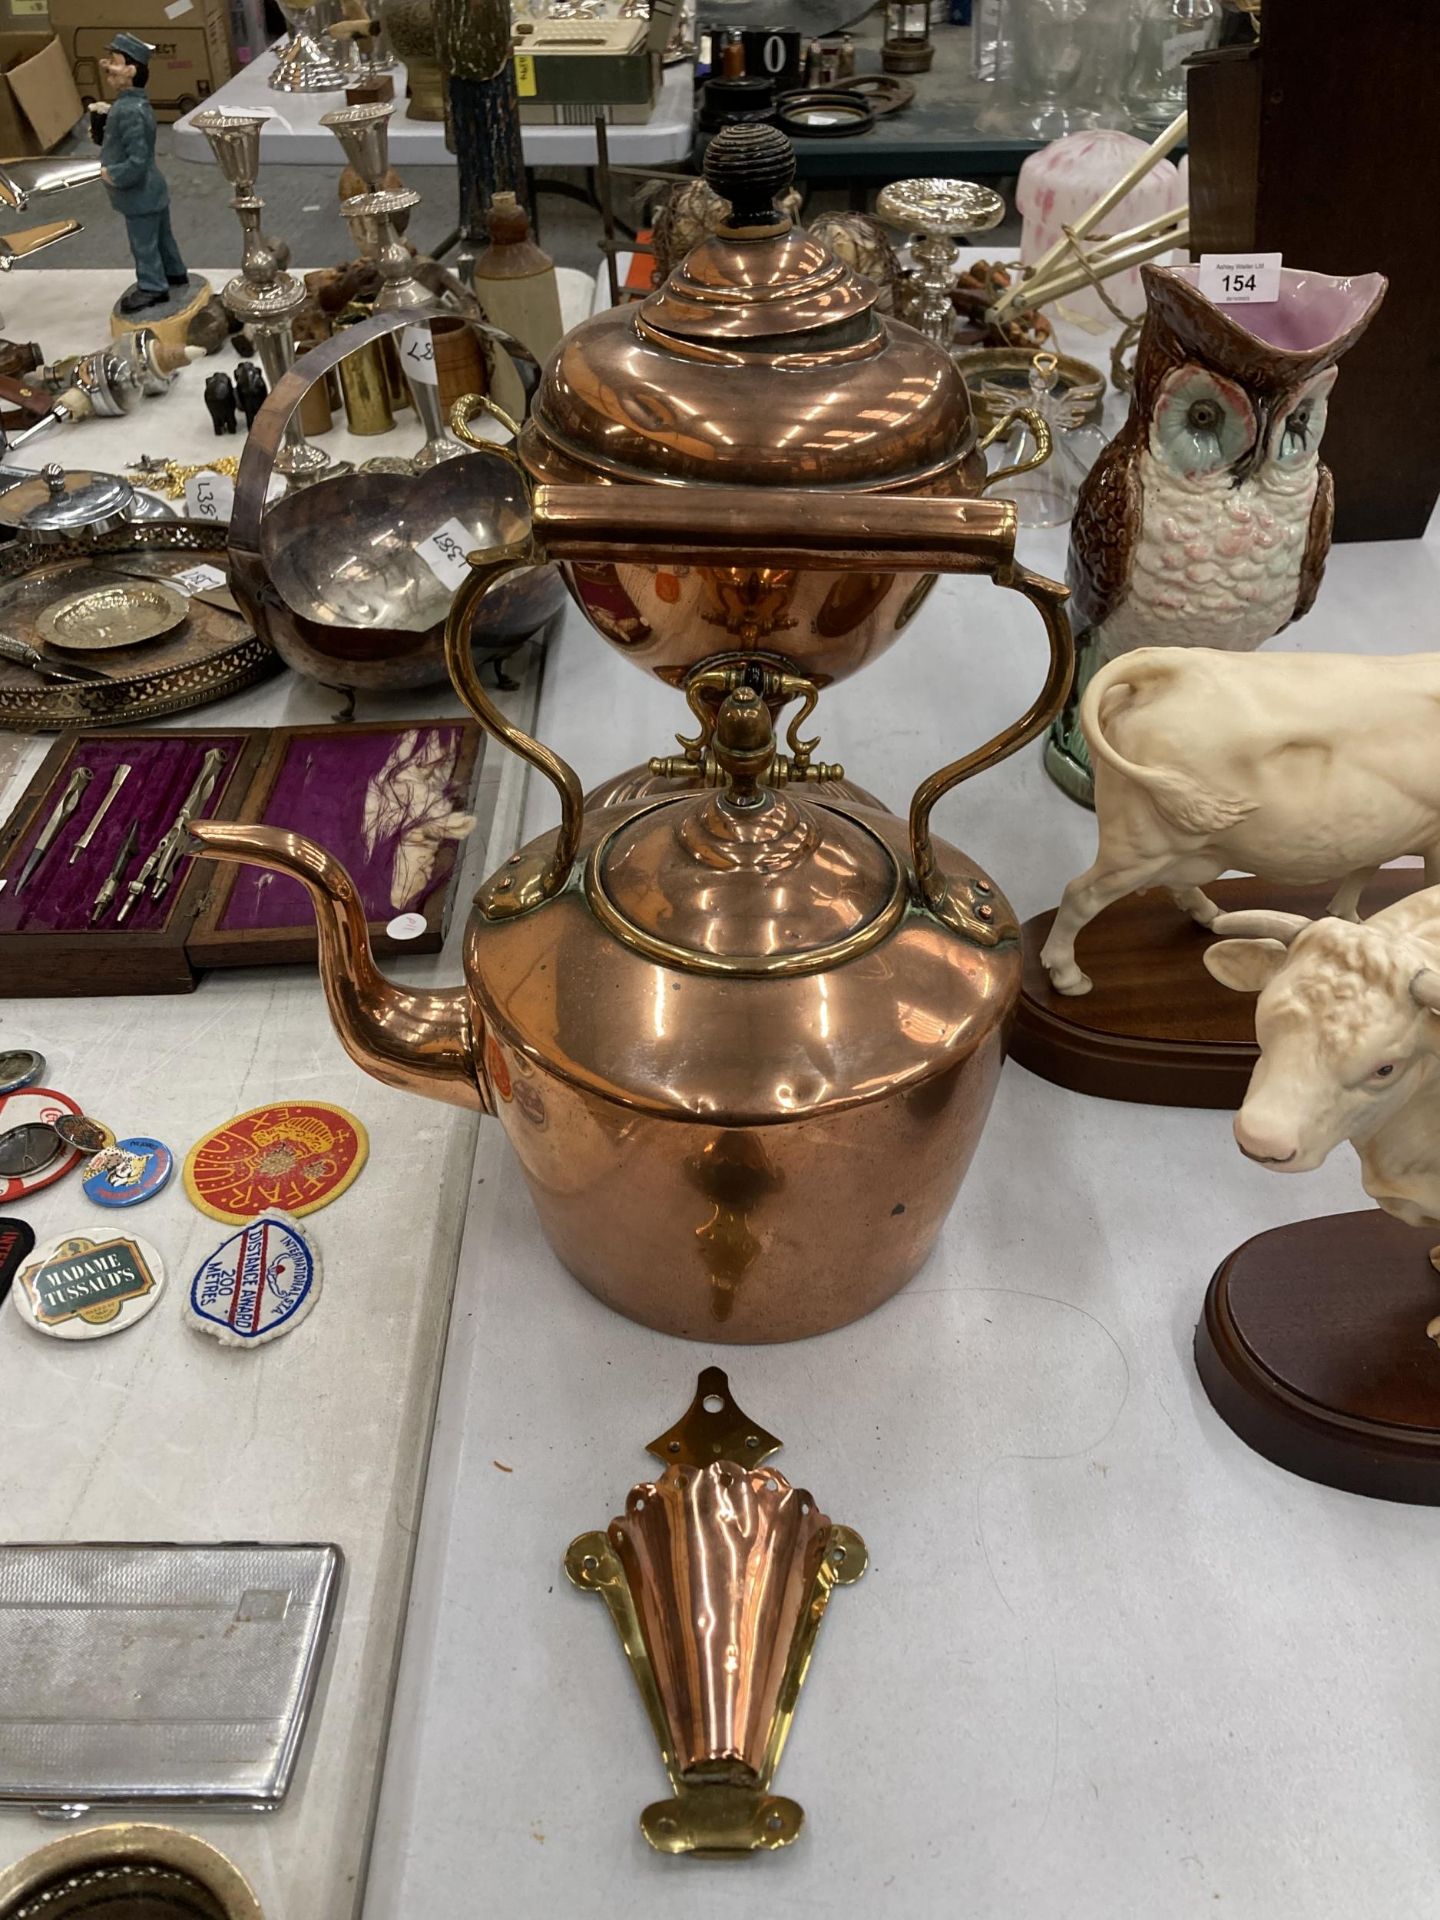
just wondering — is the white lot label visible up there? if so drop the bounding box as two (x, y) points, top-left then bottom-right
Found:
(183, 471), (235, 522)
(400, 326), (439, 385)
(171, 562), (228, 596)
(1198, 252), (1283, 306)
(386, 912), (428, 941)
(416, 518), (475, 592)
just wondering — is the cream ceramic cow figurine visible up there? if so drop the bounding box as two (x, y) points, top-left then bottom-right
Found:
(1204, 890), (1440, 1342)
(1040, 647), (1440, 995)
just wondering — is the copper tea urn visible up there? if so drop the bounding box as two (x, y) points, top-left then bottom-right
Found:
(519, 123), (1046, 795)
(191, 479), (1070, 1342)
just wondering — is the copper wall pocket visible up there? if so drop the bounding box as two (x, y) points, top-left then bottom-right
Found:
(566, 1368), (866, 1856)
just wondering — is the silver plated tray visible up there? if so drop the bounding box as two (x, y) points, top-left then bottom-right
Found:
(0, 1541), (341, 1814)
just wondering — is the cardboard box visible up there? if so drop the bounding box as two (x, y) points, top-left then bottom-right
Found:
(48, 0), (233, 121)
(0, 33), (80, 155)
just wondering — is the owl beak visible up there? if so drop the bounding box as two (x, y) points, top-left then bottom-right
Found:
(1230, 402), (1279, 486)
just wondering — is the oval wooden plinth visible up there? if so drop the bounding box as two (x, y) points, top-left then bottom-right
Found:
(1012, 871), (1418, 1109)
(109, 275), (213, 352)
(1196, 1208), (1440, 1504)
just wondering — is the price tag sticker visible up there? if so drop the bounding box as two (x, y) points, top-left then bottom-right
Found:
(386, 911), (428, 941)
(171, 562), (228, 596)
(1162, 26), (1209, 69)
(417, 517), (476, 593)
(400, 325), (439, 386)
(514, 51), (537, 97)
(1198, 252), (1283, 306)
(183, 470), (236, 522)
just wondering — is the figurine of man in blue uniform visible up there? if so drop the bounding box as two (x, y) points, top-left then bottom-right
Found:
(94, 31), (188, 315)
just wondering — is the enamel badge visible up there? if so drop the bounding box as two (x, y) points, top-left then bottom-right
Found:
(12, 1231), (164, 1340)
(183, 1102), (367, 1225)
(186, 1212), (321, 1347)
(0, 1217), (34, 1305)
(83, 1136), (174, 1207)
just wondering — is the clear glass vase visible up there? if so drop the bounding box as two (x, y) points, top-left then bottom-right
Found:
(1123, 0), (1220, 132)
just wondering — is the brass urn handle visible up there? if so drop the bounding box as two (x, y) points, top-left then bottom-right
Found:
(977, 405), (1053, 492)
(443, 481), (1072, 929)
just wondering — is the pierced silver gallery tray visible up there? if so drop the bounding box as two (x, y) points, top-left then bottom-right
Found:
(0, 1541), (341, 1815)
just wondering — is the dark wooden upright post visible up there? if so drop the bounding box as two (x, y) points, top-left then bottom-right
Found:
(434, 0), (528, 242)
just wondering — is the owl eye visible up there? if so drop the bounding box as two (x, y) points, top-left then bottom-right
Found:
(1152, 367), (1257, 479)
(1269, 371), (1335, 470)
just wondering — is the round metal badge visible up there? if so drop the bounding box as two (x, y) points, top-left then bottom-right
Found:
(53, 1113), (116, 1154)
(0, 1122), (60, 1180)
(83, 1136), (174, 1208)
(10, 1229), (165, 1340)
(0, 1087), (85, 1204)
(183, 1101), (368, 1225)
(0, 1049), (44, 1094)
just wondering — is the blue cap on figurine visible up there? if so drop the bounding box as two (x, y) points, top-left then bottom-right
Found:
(107, 31), (156, 65)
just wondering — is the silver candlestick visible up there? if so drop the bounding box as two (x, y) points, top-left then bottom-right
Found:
(342, 187), (464, 471)
(320, 100), (396, 193)
(192, 108), (335, 483)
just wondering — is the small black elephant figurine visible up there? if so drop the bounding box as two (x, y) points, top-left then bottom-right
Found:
(204, 370), (237, 435)
(234, 361), (268, 429)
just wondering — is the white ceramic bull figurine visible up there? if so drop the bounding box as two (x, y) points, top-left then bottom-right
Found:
(1039, 647), (1440, 995)
(1204, 891), (1440, 1342)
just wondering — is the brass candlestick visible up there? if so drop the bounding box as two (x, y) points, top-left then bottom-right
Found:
(342, 186), (463, 470)
(191, 108), (335, 484)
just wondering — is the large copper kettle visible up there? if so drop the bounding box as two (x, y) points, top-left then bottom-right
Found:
(190, 481), (1070, 1343)
(519, 123), (1047, 802)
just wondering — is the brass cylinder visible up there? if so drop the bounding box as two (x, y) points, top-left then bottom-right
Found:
(295, 344), (333, 435)
(380, 334), (412, 411)
(335, 331), (395, 435)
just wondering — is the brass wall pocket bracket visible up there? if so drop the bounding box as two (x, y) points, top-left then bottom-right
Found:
(566, 1367), (866, 1856)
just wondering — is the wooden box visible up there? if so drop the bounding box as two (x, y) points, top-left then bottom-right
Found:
(0, 720), (483, 996)
(1186, 0), (1440, 541)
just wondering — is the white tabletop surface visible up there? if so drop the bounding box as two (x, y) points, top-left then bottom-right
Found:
(364, 389), (1440, 1912)
(172, 51), (695, 169)
(0, 265), (582, 1919)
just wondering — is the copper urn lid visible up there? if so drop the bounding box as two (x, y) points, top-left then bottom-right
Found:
(520, 124), (984, 494)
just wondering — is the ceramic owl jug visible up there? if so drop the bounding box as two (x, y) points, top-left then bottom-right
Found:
(1045, 261), (1386, 805)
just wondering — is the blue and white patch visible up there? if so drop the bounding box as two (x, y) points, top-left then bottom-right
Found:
(186, 1211), (321, 1348)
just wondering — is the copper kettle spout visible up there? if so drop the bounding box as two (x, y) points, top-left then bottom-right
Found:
(188, 820), (486, 1113)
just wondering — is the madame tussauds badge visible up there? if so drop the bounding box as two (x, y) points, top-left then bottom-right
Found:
(12, 1230), (164, 1340)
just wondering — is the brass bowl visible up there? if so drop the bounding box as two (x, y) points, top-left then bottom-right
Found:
(953, 346), (1107, 435)
(37, 578), (189, 652)
(0, 1825), (264, 1920)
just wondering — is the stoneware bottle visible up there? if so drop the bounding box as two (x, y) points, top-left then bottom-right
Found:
(472, 191), (564, 422)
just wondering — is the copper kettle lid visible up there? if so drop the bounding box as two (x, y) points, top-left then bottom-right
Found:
(590, 689), (904, 976)
(519, 125), (976, 490)
(639, 125), (876, 348)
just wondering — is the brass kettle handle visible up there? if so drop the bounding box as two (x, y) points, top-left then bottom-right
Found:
(443, 481), (1072, 927)
(977, 405), (1053, 492)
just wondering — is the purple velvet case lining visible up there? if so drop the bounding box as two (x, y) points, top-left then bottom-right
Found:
(219, 723), (470, 932)
(0, 735), (245, 936)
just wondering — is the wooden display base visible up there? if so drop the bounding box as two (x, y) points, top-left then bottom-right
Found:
(108, 274), (212, 351)
(1012, 870), (1418, 1109)
(1196, 1209), (1440, 1504)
